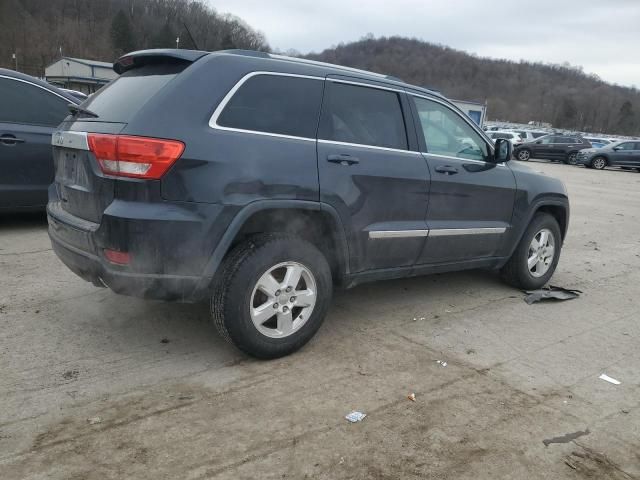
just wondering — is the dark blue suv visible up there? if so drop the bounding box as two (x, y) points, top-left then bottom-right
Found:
(48, 49), (569, 358)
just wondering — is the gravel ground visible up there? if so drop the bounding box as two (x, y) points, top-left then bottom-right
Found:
(1, 161), (639, 479)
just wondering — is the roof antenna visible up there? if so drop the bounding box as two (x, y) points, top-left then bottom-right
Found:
(183, 22), (199, 50)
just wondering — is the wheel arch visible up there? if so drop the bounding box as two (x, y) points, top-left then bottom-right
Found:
(198, 200), (349, 292)
(500, 198), (569, 267)
(535, 203), (568, 240)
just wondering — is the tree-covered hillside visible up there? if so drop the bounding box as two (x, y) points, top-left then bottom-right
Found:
(0, 0), (268, 77)
(306, 36), (639, 135)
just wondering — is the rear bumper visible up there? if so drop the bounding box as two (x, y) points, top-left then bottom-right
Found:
(49, 232), (202, 300)
(47, 199), (224, 302)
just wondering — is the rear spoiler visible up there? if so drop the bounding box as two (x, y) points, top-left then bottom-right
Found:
(114, 49), (209, 74)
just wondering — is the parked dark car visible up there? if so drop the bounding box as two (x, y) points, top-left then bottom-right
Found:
(514, 134), (592, 164)
(576, 141), (640, 170)
(0, 69), (79, 211)
(48, 49), (569, 358)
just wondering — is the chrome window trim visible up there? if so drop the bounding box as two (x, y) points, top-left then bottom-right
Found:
(50, 130), (89, 150)
(208, 71), (324, 141)
(429, 227), (506, 237)
(368, 227), (506, 239)
(409, 93), (495, 156)
(319, 139), (421, 156)
(0, 74), (72, 104)
(369, 229), (429, 239)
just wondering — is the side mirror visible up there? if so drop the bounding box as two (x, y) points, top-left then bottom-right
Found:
(535, 140), (542, 144)
(613, 146), (621, 151)
(494, 138), (512, 162)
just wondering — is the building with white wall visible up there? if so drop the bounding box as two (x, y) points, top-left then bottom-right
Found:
(45, 57), (117, 94)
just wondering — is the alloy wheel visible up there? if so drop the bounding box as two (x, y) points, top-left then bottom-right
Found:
(568, 152), (577, 164)
(249, 261), (317, 338)
(518, 150), (530, 161)
(593, 157), (606, 170)
(527, 228), (555, 278)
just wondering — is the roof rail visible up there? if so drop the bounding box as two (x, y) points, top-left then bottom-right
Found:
(269, 54), (400, 81)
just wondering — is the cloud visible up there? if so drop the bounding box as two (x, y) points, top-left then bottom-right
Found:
(210, 0), (640, 87)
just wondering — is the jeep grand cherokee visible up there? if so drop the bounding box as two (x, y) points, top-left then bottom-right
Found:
(48, 49), (569, 358)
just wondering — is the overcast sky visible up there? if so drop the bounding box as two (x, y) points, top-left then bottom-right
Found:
(210, 0), (640, 88)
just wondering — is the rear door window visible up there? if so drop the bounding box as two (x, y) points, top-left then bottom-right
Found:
(217, 74), (324, 139)
(82, 63), (185, 122)
(318, 81), (408, 150)
(0, 77), (70, 126)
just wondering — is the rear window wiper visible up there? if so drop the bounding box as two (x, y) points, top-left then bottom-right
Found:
(68, 103), (99, 118)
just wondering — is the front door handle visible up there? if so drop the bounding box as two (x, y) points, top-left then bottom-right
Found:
(0, 134), (25, 146)
(435, 165), (458, 175)
(327, 154), (359, 166)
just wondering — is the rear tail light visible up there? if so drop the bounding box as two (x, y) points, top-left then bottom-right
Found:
(87, 134), (184, 179)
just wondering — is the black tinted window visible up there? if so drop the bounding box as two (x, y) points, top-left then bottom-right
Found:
(531, 132), (546, 138)
(82, 63), (184, 122)
(319, 82), (408, 150)
(0, 78), (69, 126)
(217, 75), (323, 138)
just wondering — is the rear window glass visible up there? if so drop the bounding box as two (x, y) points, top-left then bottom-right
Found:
(81, 63), (184, 122)
(217, 75), (324, 138)
(531, 132), (546, 138)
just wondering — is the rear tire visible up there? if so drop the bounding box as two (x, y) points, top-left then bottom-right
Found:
(592, 156), (607, 170)
(211, 234), (332, 359)
(501, 213), (562, 290)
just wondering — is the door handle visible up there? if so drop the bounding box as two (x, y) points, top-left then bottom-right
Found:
(327, 154), (359, 166)
(0, 134), (25, 145)
(435, 165), (458, 175)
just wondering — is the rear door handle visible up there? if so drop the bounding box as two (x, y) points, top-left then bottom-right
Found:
(0, 134), (25, 146)
(327, 154), (359, 166)
(435, 165), (458, 175)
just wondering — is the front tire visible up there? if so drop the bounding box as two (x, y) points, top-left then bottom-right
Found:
(501, 213), (562, 290)
(517, 149), (531, 161)
(565, 152), (578, 165)
(592, 156), (607, 170)
(211, 234), (332, 359)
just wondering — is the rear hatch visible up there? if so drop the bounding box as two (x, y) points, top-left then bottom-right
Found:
(52, 51), (205, 224)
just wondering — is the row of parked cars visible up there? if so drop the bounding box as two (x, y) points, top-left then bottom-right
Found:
(485, 128), (640, 170)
